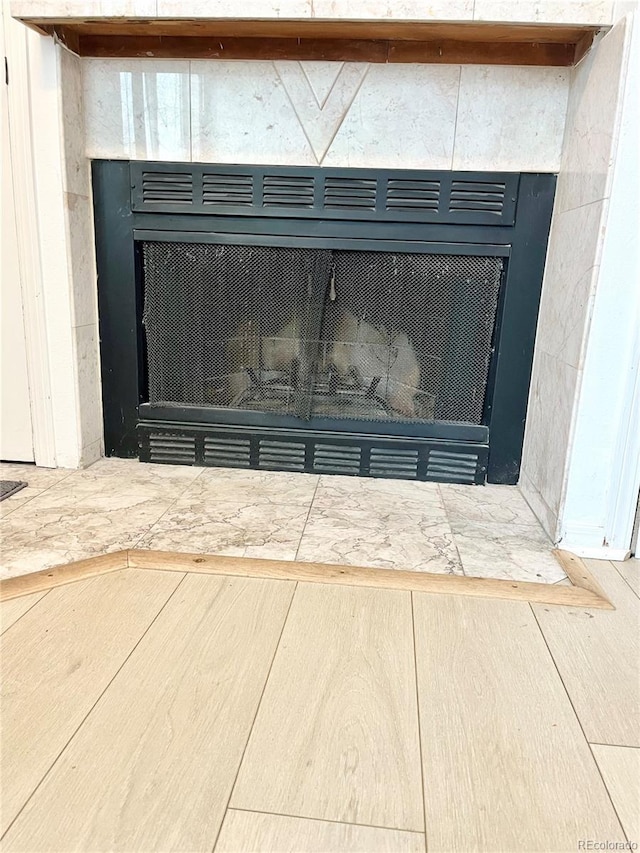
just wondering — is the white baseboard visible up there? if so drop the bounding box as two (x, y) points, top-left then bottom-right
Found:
(560, 543), (632, 561)
(558, 520), (632, 561)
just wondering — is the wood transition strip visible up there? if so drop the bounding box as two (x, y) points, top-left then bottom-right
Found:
(0, 552), (127, 601)
(0, 548), (614, 609)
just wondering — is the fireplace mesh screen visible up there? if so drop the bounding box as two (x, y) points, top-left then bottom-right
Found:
(142, 242), (503, 425)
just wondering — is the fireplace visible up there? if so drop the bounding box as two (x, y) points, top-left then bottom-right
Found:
(93, 162), (555, 485)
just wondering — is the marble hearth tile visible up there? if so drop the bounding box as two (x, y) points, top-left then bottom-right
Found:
(0, 462), (75, 491)
(450, 519), (566, 584)
(296, 505), (462, 574)
(11, 1), (157, 14)
(83, 59), (191, 161)
(322, 64), (459, 169)
(555, 21), (627, 214)
(439, 483), (544, 528)
(520, 350), (578, 527)
(181, 467), (318, 506)
(1, 492), (175, 566)
(59, 48), (90, 199)
(73, 324), (104, 452)
(0, 487), (44, 519)
(473, 0), (612, 24)
(42, 458), (204, 499)
(453, 66), (569, 172)
(137, 498), (309, 560)
(158, 0), (312, 16)
(534, 202), (604, 369)
(312, 474), (446, 517)
(190, 61), (316, 166)
(311, 0), (474, 19)
(65, 194), (98, 329)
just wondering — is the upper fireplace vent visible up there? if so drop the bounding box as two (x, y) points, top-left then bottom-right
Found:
(203, 172), (253, 207)
(131, 164), (519, 226)
(141, 171), (194, 204)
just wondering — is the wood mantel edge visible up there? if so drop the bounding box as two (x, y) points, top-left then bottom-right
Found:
(12, 18), (601, 67)
(0, 548), (615, 609)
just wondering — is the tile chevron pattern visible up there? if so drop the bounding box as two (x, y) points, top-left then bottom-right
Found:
(274, 61), (369, 162)
(299, 61), (344, 108)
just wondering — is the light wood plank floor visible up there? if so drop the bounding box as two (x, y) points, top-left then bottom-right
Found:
(1, 560), (638, 853)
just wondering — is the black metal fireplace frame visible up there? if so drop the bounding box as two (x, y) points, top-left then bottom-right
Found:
(92, 160), (555, 484)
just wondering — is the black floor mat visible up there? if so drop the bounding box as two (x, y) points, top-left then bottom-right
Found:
(0, 480), (28, 501)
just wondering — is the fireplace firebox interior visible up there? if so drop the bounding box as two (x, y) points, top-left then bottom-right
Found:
(142, 242), (502, 426)
(92, 162), (556, 485)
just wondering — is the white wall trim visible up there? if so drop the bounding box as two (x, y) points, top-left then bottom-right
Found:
(3, 7), (56, 467)
(605, 310), (640, 553)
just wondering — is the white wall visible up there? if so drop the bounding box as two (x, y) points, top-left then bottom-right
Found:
(82, 59), (570, 172)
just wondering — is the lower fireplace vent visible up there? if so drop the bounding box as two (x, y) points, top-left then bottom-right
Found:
(426, 449), (480, 484)
(259, 440), (306, 471)
(138, 423), (488, 484)
(148, 433), (196, 464)
(369, 447), (419, 478)
(203, 436), (251, 468)
(313, 443), (362, 475)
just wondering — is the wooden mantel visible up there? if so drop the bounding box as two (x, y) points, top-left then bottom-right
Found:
(15, 17), (600, 66)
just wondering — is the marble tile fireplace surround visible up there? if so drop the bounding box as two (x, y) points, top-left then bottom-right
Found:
(7, 1), (639, 561)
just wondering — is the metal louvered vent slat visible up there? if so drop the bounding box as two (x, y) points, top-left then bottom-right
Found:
(259, 439), (306, 470)
(449, 181), (506, 215)
(426, 449), (480, 484)
(385, 179), (440, 212)
(313, 443), (362, 474)
(324, 177), (377, 211)
(141, 171), (193, 204)
(263, 176), (315, 208)
(369, 448), (420, 478)
(203, 173), (253, 206)
(203, 436), (251, 467)
(147, 433), (196, 463)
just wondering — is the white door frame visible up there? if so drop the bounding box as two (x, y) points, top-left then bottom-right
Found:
(3, 6), (56, 467)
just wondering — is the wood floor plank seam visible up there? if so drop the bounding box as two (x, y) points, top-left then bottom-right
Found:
(586, 743), (634, 845)
(229, 583), (424, 831)
(213, 581), (301, 853)
(590, 744), (640, 844)
(413, 593), (625, 849)
(589, 742), (640, 750)
(409, 592), (430, 853)
(528, 602), (630, 840)
(611, 560), (640, 600)
(0, 571), (189, 843)
(224, 806), (427, 836)
(0, 547), (616, 609)
(1, 573), (297, 852)
(215, 810), (426, 853)
(0, 589), (51, 634)
(532, 559), (640, 747)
